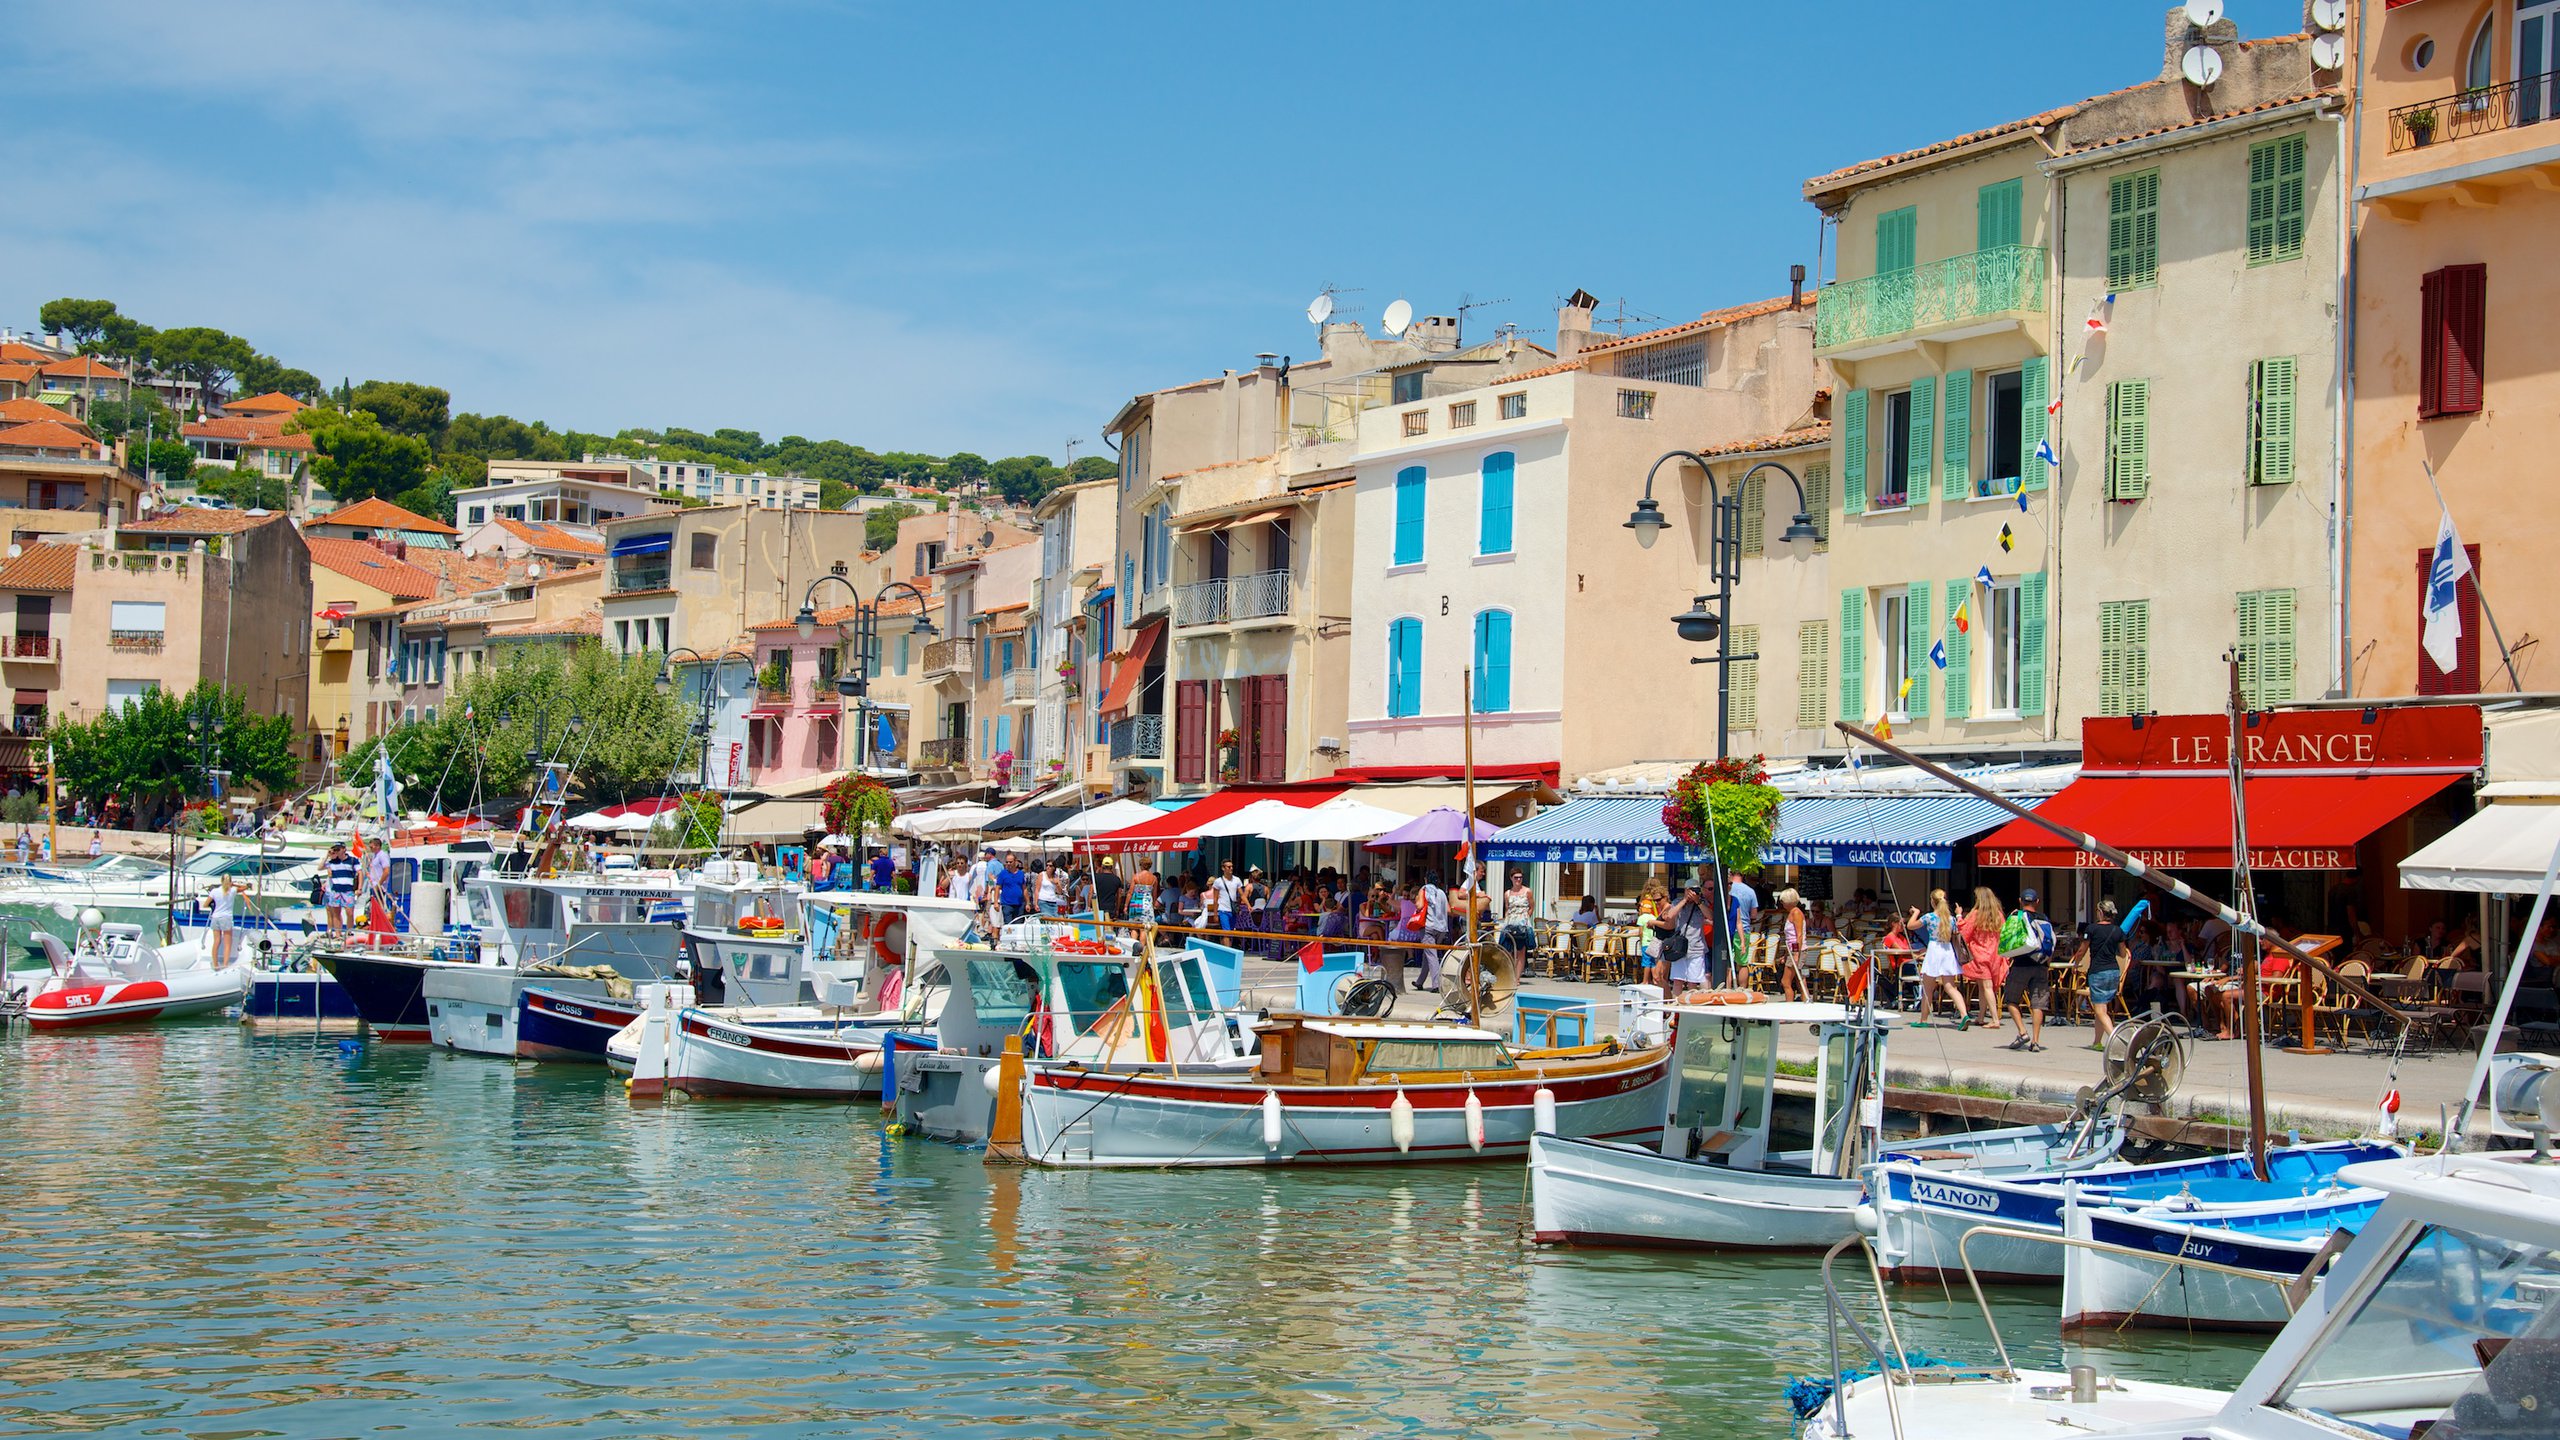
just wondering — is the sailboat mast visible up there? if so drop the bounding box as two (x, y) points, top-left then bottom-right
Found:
(1463, 669), (1480, 1028)
(2226, 652), (2270, 1182)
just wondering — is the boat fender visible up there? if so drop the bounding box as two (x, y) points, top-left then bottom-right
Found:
(983, 1063), (1005, 1095)
(1463, 1089), (1485, 1153)
(1261, 1089), (1283, 1151)
(1851, 1203), (1879, 1235)
(1389, 1088), (1415, 1154)
(1531, 1087), (1557, 1136)
(853, 1051), (884, 1075)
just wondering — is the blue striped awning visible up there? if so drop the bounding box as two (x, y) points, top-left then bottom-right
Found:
(1762, 795), (2038, 869)
(610, 532), (672, 557)
(1482, 797), (1707, 865)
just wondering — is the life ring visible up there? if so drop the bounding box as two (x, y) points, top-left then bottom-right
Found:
(1690, 989), (1764, 1007)
(737, 914), (782, 931)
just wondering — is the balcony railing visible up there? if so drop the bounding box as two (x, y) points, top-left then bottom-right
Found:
(2390, 71), (2560, 152)
(1172, 569), (1295, 628)
(755, 681), (792, 708)
(6, 634), (58, 661)
(1001, 668), (1037, 704)
(916, 735), (967, 768)
(109, 630), (165, 653)
(922, 637), (975, 678)
(1109, 714), (1164, 761)
(610, 562), (671, 594)
(1813, 244), (2045, 352)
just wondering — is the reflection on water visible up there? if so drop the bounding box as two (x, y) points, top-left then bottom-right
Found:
(0, 1024), (2263, 1437)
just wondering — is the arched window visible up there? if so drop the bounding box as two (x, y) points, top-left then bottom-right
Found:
(2466, 18), (2494, 92)
(1386, 617), (1422, 717)
(1472, 610), (1513, 714)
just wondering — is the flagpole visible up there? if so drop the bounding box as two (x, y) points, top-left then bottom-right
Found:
(2421, 461), (2520, 691)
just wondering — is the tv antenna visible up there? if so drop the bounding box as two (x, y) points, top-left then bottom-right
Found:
(1591, 297), (1663, 335)
(1306, 284), (1361, 330)
(1453, 293), (1511, 348)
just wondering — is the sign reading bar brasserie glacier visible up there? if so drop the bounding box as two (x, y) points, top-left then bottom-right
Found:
(1974, 705), (2482, 872)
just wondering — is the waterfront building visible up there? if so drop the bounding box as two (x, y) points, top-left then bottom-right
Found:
(1030, 477), (1117, 792)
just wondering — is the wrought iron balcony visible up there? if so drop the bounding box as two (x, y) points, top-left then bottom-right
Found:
(1172, 569), (1295, 628)
(2390, 71), (2560, 152)
(916, 735), (967, 768)
(1109, 714), (1163, 761)
(1171, 577), (1229, 627)
(6, 634), (59, 661)
(1001, 667), (1037, 704)
(609, 561), (671, 594)
(1813, 244), (2046, 354)
(921, 637), (975, 679)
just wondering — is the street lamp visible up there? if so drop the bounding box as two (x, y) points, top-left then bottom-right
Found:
(794, 574), (937, 772)
(1623, 451), (1820, 761)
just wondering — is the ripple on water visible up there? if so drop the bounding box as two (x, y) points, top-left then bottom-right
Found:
(0, 1024), (2261, 1438)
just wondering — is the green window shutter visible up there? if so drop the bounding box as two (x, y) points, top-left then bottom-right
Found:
(2249, 134), (2308, 265)
(1841, 391), (1868, 515)
(2018, 355), (2050, 492)
(2106, 379), (2151, 500)
(2274, 134), (2306, 262)
(1738, 470), (1765, 556)
(1940, 370), (1973, 503)
(2098, 600), (2152, 716)
(1802, 461), (1831, 550)
(1876, 206), (1917, 274)
(1730, 624), (1760, 732)
(1904, 375), (1935, 505)
(1977, 178), (2023, 251)
(1839, 589), (1864, 721)
(1942, 579), (1971, 720)
(2019, 571), (2048, 716)
(2108, 169), (2161, 289)
(2249, 356), (2297, 486)
(2237, 588), (2297, 709)
(1797, 621), (1830, 728)
(1903, 584), (1931, 718)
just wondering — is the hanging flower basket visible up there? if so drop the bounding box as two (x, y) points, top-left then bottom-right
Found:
(822, 773), (898, 839)
(1661, 754), (1782, 875)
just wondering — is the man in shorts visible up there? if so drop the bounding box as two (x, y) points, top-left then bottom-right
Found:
(2003, 888), (2059, 1053)
(323, 843), (360, 935)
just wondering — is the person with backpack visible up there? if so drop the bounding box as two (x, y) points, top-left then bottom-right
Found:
(2002, 888), (2061, 1053)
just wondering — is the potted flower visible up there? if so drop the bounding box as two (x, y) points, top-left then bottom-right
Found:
(989, 749), (1015, 788)
(821, 773), (897, 842)
(2405, 106), (2439, 146)
(1055, 657), (1079, 697)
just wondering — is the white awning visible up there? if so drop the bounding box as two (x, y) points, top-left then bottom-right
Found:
(2400, 800), (2560, 894)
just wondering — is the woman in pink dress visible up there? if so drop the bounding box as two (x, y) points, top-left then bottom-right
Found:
(1957, 887), (2008, 1029)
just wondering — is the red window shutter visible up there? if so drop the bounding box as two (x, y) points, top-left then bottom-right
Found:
(2414, 545), (2483, 695)
(1174, 680), (1207, 784)
(1253, 674), (1288, 783)
(2445, 263), (2487, 415)
(1207, 682), (1223, 777)
(2419, 268), (2446, 418)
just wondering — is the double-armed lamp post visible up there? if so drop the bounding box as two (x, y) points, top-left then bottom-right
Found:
(795, 575), (937, 772)
(1623, 451), (1821, 762)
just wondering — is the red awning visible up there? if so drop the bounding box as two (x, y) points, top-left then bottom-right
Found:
(1074, 785), (1346, 855)
(1974, 772), (2464, 871)
(1097, 620), (1165, 719)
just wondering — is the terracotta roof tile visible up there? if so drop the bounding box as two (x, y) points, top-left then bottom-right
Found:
(0, 541), (77, 592)
(0, 398), (87, 430)
(490, 517), (605, 555)
(0, 363), (39, 385)
(182, 416), (290, 442)
(124, 507), (286, 535)
(407, 548), (515, 594)
(306, 537), (440, 599)
(488, 608), (601, 639)
(316, 496), (458, 535)
(1695, 423), (1834, 461)
(223, 392), (308, 416)
(1576, 294), (1817, 356)
(1489, 359), (1585, 383)
(243, 432), (314, 453)
(1804, 105), (2077, 195)
(0, 343), (57, 366)
(38, 356), (124, 381)
(0, 420), (103, 454)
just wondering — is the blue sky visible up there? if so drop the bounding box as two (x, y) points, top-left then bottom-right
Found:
(3, 1), (2307, 461)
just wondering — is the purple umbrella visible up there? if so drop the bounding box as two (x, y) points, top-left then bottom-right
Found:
(1363, 806), (1498, 850)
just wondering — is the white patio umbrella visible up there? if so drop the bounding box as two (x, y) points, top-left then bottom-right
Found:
(1260, 796), (1419, 845)
(893, 802), (1001, 838)
(564, 808), (627, 832)
(1181, 798), (1308, 840)
(1039, 798), (1166, 840)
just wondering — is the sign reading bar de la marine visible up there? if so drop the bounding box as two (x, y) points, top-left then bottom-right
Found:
(1975, 705), (2482, 872)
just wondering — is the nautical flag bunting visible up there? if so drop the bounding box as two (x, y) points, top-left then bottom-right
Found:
(1977, 564), (1996, 589)
(2035, 438), (2059, 469)
(1998, 524), (2016, 553)
(1929, 639), (1947, 670)
(1952, 597), (1971, 634)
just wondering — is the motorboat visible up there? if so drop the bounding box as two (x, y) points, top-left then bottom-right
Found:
(1526, 999), (2129, 1252)
(234, 932), (361, 1025)
(0, 840), (323, 946)
(2059, 1188), (2378, 1332)
(6, 924), (245, 1030)
(422, 872), (686, 1056)
(1800, 1056), (2560, 1440)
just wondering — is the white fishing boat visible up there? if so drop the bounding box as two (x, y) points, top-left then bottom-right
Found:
(1526, 1001), (2128, 1252)
(421, 871), (688, 1056)
(2058, 1188), (2376, 1333)
(0, 841), (323, 948)
(6, 924), (244, 1030)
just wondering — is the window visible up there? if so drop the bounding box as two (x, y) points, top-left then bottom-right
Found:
(1986, 580), (2023, 715)
(690, 533), (717, 570)
(466, 506), (487, 527)
(1729, 624), (1759, 731)
(1472, 610), (1512, 713)
(2236, 588), (2296, 710)
(1976, 178), (2023, 251)
(2107, 169), (2161, 289)
(2098, 599), (2150, 716)
(1449, 401), (1476, 429)
(1498, 392), (1527, 421)
(2465, 18), (2493, 92)
(2247, 357), (2298, 485)
(1875, 205), (1917, 273)
(1616, 342), (1704, 387)
(1879, 589), (1910, 717)
(108, 600), (166, 635)
(1982, 370), (2024, 496)
(2247, 134), (2307, 265)
(1392, 371), (1424, 405)
(1392, 466), (1426, 566)
(2416, 544), (2483, 694)
(1795, 621), (1830, 728)
(1386, 617), (1422, 718)
(655, 617), (670, 653)
(1477, 451), (1514, 556)
(1401, 409), (1427, 437)
(1876, 388), (1914, 508)
(2105, 379), (2151, 500)
(1616, 388), (1655, 420)
(616, 620), (631, 652)
(2420, 264), (2488, 418)
(105, 679), (156, 713)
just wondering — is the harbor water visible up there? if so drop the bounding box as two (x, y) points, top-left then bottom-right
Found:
(0, 1022), (2263, 1438)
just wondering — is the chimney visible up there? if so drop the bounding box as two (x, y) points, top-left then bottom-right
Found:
(1789, 264), (1808, 310)
(1557, 288), (1598, 361)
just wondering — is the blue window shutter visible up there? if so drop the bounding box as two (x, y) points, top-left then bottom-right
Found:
(1001, 640), (1014, 672)
(1478, 452), (1515, 555)
(1388, 617), (1422, 717)
(1474, 610), (1512, 713)
(995, 714), (1011, 755)
(1842, 390), (1869, 515)
(2019, 355), (2050, 492)
(1394, 466), (1426, 565)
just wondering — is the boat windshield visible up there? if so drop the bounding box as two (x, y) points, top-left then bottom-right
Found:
(2272, 1220), (2560, 1437)
(1054, 961), (1131, 1036)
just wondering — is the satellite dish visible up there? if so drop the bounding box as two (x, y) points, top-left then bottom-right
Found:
(1382, 299), (1413, 338)
(1306, 293), (1334, 326)
(2309, 0), (2346, 29)
(2182, 0), (2223, 26)
(2310, 33), (2346, 70)
(2181, 44), (2224, 86)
